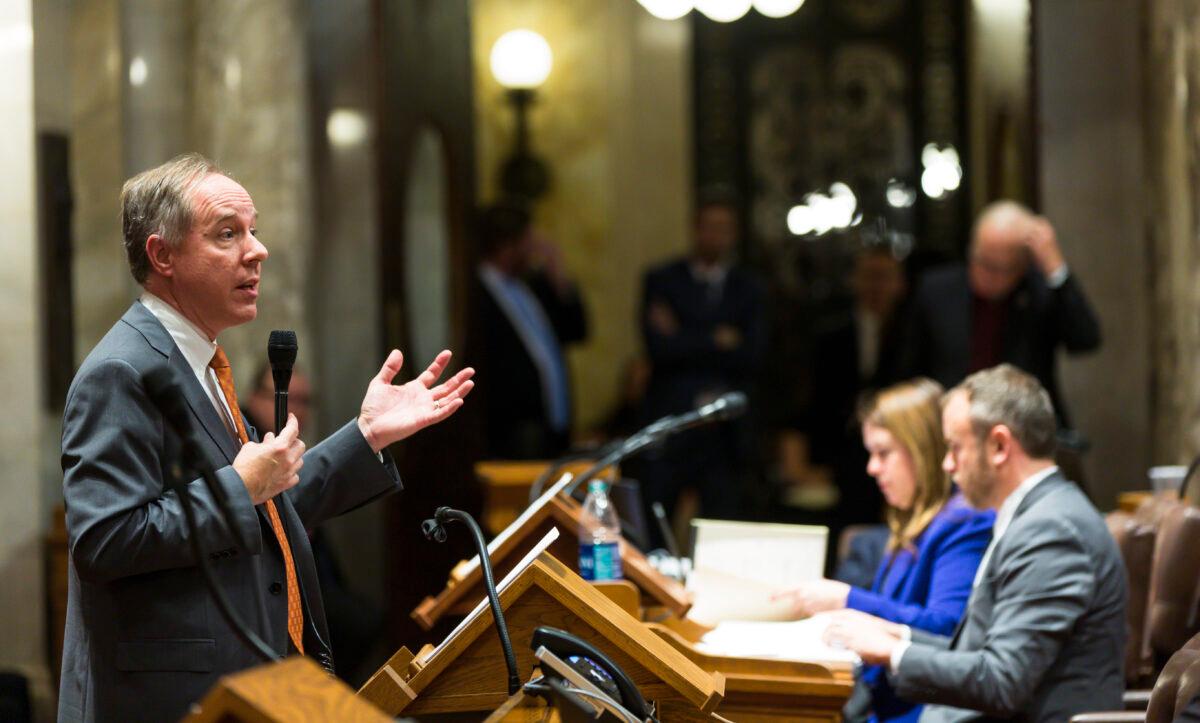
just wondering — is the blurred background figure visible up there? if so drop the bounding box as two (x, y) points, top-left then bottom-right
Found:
(242, 364), (384, 686)
(774, 378), (993, 723)
(632, 192), (766, 545)
(900, 201), (1101, 427)
(804, 242), (910, 542)
(470, 203), (589, 459)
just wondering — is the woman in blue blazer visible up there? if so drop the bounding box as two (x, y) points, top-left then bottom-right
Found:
(775, 378), (994, 722)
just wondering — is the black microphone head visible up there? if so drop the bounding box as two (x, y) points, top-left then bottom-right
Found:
(714, 391), (749, 420)
(267, 330), (298, 390)
(421, 518), (447, 543)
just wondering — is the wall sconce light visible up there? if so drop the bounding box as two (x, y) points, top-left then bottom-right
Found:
(490, 29), (553, 202)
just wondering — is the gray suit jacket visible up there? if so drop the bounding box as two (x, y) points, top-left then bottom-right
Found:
(58, 302), (403, 722)
(893, 473), (1127, 722)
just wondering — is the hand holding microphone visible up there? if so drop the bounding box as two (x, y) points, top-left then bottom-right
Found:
(232, 413), (305, 505)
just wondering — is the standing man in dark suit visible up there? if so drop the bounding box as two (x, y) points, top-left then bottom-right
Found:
(824, 364), (1126, 722)
(472, 204), (588, 459)
(901, 201), (1100, 425)
(636, 194), (766, 534)
(807, 243), (909, 533)
(59, 154), (475, 722)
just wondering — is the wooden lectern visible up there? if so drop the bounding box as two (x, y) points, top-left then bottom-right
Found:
(363, 552), (724, 720)
(413, 491), (689, 629)
(183, 656), (390, 722)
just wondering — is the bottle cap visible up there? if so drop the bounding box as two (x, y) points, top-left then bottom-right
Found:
(588, 479), (607, 493)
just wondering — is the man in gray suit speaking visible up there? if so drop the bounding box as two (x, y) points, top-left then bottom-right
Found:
(58, 153), (475, 722)
(825, 364), (1126, 722)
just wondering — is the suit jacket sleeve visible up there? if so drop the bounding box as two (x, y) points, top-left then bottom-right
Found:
(62, 357), (263, 584)
(1052, 273), (1102, 353)
(284, 420), (401, 530)
(891, 515), (1096, 717)
(846, 512), (993, 636)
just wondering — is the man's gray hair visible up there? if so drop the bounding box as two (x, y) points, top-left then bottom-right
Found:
(121, 153), (223, 283)
(969, 199), (1030, 249)
(953, 363), (1058, 459)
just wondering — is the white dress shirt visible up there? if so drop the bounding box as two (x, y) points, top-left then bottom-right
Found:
(139, 292), (241, 442)
(889, 465), (1059, 671)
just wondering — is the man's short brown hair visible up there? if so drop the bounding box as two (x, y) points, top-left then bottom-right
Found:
(120, 153), (223, 283)
(951, 363), (1058, 459)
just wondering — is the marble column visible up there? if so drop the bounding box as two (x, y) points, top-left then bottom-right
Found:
(0, 0), (49, 704)
(1037, 0), (1148, 507)
(472, 0), (692, 431)
(1145, 1), (1200, 464)
(191, 0), (315, 391)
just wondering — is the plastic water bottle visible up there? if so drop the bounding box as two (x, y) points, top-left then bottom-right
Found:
(579, 480), (623, 581)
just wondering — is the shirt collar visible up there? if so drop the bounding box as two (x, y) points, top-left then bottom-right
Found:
(992, 464), (1058, 543)
(139, 291), (219, 380)
(689, 260), (729, 285)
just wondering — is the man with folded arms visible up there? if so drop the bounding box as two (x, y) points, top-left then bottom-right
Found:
(824, 364), (1126, 722)
(59, 153), (475, 722)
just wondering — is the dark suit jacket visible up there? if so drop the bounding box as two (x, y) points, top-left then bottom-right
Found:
(807, 309), (906, 521)
(900, 265), (1101, 425)
(470, 269), (587, 459)
(640, 258), (766, 419)
(58, 303), (402, 722)
(893, 473), (1127, 722)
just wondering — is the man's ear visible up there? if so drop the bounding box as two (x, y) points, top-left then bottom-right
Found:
(145, 234), (174, 277)
(988, 425), (1013, 467)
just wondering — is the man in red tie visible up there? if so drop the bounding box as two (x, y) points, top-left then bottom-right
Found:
(58, 153), (474, 722)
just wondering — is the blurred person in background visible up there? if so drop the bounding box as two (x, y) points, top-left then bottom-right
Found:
(633, 191), (766, 543)
(471, 203), (588, 459)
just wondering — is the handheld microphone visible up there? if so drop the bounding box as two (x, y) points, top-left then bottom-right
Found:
(268, 330), (298, 434)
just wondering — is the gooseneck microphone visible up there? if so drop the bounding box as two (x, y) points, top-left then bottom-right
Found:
(528, 391), (750, 504)
(268, 330), (298, 434)
(422, 507), (522, 696)
(142, 364), (279, 663)
(560, 391), (750, 499)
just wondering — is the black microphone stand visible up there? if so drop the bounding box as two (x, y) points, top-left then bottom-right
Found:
(422, 507), (522, 696)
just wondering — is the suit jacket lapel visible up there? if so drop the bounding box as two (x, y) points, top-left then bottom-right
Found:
(122, 302), (240, 464)
(949, 471), (1068, 650)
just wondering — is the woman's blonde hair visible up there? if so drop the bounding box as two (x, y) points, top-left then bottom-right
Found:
(859, 378), (951, 553)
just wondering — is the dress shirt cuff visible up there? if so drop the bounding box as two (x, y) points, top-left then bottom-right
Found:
(1046, 264), (1070, 288)
(899, 624), (912, 641)
(890, 639), (912, 674)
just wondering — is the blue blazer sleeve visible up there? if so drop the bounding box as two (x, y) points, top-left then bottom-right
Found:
(846, 509), (994, 636)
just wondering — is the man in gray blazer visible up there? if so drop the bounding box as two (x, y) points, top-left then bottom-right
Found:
(59, 153), (475, 722)
(826, 364), (1126, 722)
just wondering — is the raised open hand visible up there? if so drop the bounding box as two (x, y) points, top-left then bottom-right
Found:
(356, 349), (475, 453)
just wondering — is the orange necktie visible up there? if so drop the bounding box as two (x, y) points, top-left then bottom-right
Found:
(209, 346), (305, 655)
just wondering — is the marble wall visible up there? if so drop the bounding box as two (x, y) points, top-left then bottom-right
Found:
(68, 0), (315, 395)
(472, 0), (693, 433)
(1036, 0), (1149, 507)
(0, 0), (50, 708)
(1145, 0), (1200, 465)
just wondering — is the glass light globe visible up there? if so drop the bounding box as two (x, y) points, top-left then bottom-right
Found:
(752, 0), (805, 18)
(490, 29), (553, 89)
(696, 0), (753, 23)
(638, 0), (694, 20)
